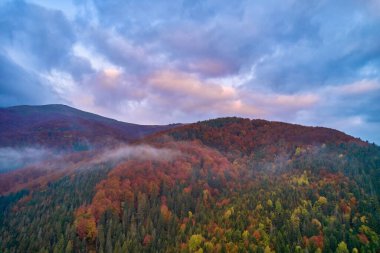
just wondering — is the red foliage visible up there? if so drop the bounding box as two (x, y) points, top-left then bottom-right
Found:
(147, 117), (364, 157)
(74, 141), (236, 240)
(253, 230), (261, 241)
(75, 206), (97, 241)
(216, 198), (231, 207)
(2, 114), (366, 197)
(319, 170), (348, 185)
(0, 150), (99, 195)
(160, 204), (171, 221)
(339, 201), (351, 214)
(183, 186), (192, 194)
(358, 233), (369, 244)
(143, 235), (153, 246)
(308, 235), (324, 249)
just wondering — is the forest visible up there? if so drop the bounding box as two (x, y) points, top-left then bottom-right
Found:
(1, 117), (380, 253)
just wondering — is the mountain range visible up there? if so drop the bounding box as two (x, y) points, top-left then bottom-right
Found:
(0, 104), (379, 253)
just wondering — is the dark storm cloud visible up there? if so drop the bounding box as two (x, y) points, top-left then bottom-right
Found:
(0, 52), (58, 106)
(0, 0), (75, 69)
(0, 0), (94, 106)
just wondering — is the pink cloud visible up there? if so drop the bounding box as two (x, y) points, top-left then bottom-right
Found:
(336, 80), (380, 94)
(147, 70), (237, 101)
(272, 94), (319, 107)
(144, 69), (321, 120)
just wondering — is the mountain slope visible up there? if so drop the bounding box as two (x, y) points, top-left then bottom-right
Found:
(1, 111), (379, 253)
(0, 104), (177, 150)
(147, 117), (365, 159)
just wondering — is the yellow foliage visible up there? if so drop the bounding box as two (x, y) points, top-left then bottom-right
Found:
(189, 234), (204, 252)
(292, 171), (309, 186)
(242, 230), (249, 240)
(204, 242), (214, 253)
(312, 218), (322, 229)
(317, 196), (327, 205)
(224, 207), (234, 219)
(264, 245), (274, 253)
(290, 213), (300, 228)
(295, 147), (302, 156)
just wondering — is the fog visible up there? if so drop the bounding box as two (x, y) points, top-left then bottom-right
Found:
(92, 144), (181, 164)
(0, 147), (54, 173)
(0, 143), (182, 174)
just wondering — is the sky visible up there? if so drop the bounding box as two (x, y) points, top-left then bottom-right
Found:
(0, 0), (380, 144)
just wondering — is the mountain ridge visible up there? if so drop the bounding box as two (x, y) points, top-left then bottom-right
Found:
(1, 104), (366, 149)
(0, 104), (179, 150)
(146, 116), (365, 159)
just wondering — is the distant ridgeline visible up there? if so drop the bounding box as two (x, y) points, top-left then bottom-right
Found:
(0, 104), (176, 174)
(0, 104), (176, 150)
(0, 106), (379, 253)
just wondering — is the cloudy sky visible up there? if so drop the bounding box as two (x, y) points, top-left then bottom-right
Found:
(1, 0), (380, 143)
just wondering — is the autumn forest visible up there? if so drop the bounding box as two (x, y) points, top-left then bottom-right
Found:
(0, 106), (379, 253)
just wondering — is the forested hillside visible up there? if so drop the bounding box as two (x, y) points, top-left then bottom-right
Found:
(1, 117), (379, 253)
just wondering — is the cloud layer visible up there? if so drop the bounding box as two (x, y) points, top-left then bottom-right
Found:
(0, 147), (52, 172)
(92, 144), (181, 164)
(0, 0), (379, 143)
